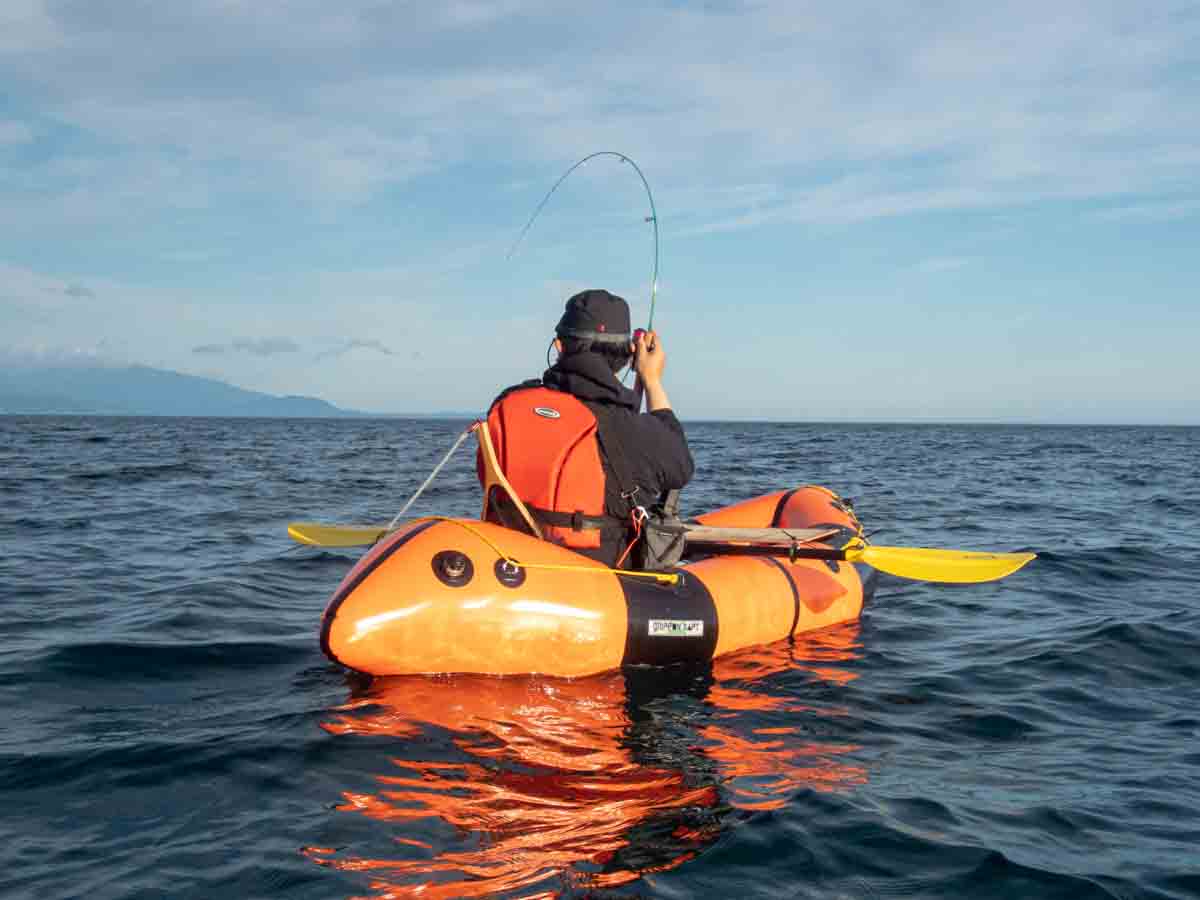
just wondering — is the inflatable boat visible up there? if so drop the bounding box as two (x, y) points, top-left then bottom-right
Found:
(297, 420), (1033, 678)
(318, 484), (876, 678)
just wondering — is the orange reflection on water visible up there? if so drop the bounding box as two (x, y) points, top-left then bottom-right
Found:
(309, 623), (866, 898)
(702, 626), (867, 811)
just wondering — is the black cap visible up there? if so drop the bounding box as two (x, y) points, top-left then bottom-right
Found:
(555, 289), (631, 346)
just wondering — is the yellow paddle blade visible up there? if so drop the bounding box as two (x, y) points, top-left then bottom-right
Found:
(287, 522), (389, 547)
(850, 544), (1036, 584)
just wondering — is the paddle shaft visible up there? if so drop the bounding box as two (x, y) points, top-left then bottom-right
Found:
(683, 539), (1035, 583)
(288, 522), (1035, 582)
(683, 542), (854, 563)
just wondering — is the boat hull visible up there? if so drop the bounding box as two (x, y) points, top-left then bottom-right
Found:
(320, 485), (873, 677)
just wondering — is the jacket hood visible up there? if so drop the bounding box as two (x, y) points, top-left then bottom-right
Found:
(543, 351), (637, 409)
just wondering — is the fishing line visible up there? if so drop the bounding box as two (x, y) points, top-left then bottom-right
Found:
(386, 424), (476, 530)
(507, 151), (660, 332)
(370, 155), (663, 534)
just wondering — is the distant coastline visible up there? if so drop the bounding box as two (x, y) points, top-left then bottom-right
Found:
(3, 411), (1194, 428)
(0, 363), (431, 418)
(1, 410), (481, 419)
(2, 364), (1194, 426)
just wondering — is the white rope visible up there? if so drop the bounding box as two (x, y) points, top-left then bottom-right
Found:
(386, 425), (475, 531)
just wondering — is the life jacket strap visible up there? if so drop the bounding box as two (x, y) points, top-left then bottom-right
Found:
(583, 402), (642, 518)
(527, 505), (628, 536)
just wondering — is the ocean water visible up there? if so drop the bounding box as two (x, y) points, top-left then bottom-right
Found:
(2, 416), (1198, 900)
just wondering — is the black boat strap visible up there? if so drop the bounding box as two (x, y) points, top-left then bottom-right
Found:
(585, 402), (643, 516)
(527, 505), (628, 535)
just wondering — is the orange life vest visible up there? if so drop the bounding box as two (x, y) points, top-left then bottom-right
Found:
(483, 385), (620, 549)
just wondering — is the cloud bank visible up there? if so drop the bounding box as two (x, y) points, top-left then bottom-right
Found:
(193, 337), (302, 357)
(2, 1), (1196, 228)
(2, 1), (1197, 421)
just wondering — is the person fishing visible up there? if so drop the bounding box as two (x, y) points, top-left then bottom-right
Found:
(478, 289), (694, 568)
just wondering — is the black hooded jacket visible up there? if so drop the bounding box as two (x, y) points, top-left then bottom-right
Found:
(491, 351), (694, 564)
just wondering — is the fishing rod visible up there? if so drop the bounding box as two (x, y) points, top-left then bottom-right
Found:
(507, 151), (660, 334)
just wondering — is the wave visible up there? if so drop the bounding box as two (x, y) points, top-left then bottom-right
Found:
(5, 418), (1199, 900)
(40, 639), (311, 680)
(1034, 546), (1188, 585)
(1016, 619), (1200, 684)
(69, 461), (215, 484)
(711, 793), (1134, 900)
(1027, 442), (1102, 456)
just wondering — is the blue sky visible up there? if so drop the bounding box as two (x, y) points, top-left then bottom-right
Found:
(2, 1), (1197, 423)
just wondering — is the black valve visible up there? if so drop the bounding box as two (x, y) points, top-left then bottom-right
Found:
(432, 550), (474, 587)
(494, 558), (526, 588)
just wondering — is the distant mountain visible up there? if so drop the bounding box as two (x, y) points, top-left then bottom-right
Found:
(0, 364), (370, 417)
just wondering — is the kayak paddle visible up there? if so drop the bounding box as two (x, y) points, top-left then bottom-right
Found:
(684, 540), (1035, 583)
(287, 522), (389, 547)
(287, 521), (1034, 583)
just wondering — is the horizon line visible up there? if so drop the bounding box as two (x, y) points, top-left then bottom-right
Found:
(3, 411), (1197, 428)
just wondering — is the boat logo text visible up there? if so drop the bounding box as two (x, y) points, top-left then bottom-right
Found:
(648, 619), (704, 638)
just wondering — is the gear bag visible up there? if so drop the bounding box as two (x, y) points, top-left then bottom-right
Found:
(632, 489), (687, 570)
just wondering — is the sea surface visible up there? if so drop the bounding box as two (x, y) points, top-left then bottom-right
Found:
(2, 416), (1198, 900)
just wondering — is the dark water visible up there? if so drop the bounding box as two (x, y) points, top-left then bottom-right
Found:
(2, 416), (1198, 900)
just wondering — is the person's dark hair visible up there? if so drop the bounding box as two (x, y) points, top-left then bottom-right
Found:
(559, 337), (632, 373)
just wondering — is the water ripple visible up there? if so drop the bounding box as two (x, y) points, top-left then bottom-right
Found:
(2, 417), (1198, 899)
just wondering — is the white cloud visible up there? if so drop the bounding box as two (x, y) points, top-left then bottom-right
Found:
(0, 257), (539, 410)
(1090, 199), (1200, 223)
(0, 0), (63, 53)
(2, 0), (1196, 224)
(912, 257), (970, 274)
(0, 120), (35, 145)
(314, 338), (398, 360)
(51, 98), (437, 200)
(192, 337), (302, 356)
(0, 263), (97, 309)
(2, 2), (1198, 418)
(0, 342), (119, 368)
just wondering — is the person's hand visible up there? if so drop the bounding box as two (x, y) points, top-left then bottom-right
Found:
(634, 330), (666, 384)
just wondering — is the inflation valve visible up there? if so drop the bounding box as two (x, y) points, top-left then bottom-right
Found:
(494, 558), (527, 588)
(432, 550), (475, 587)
